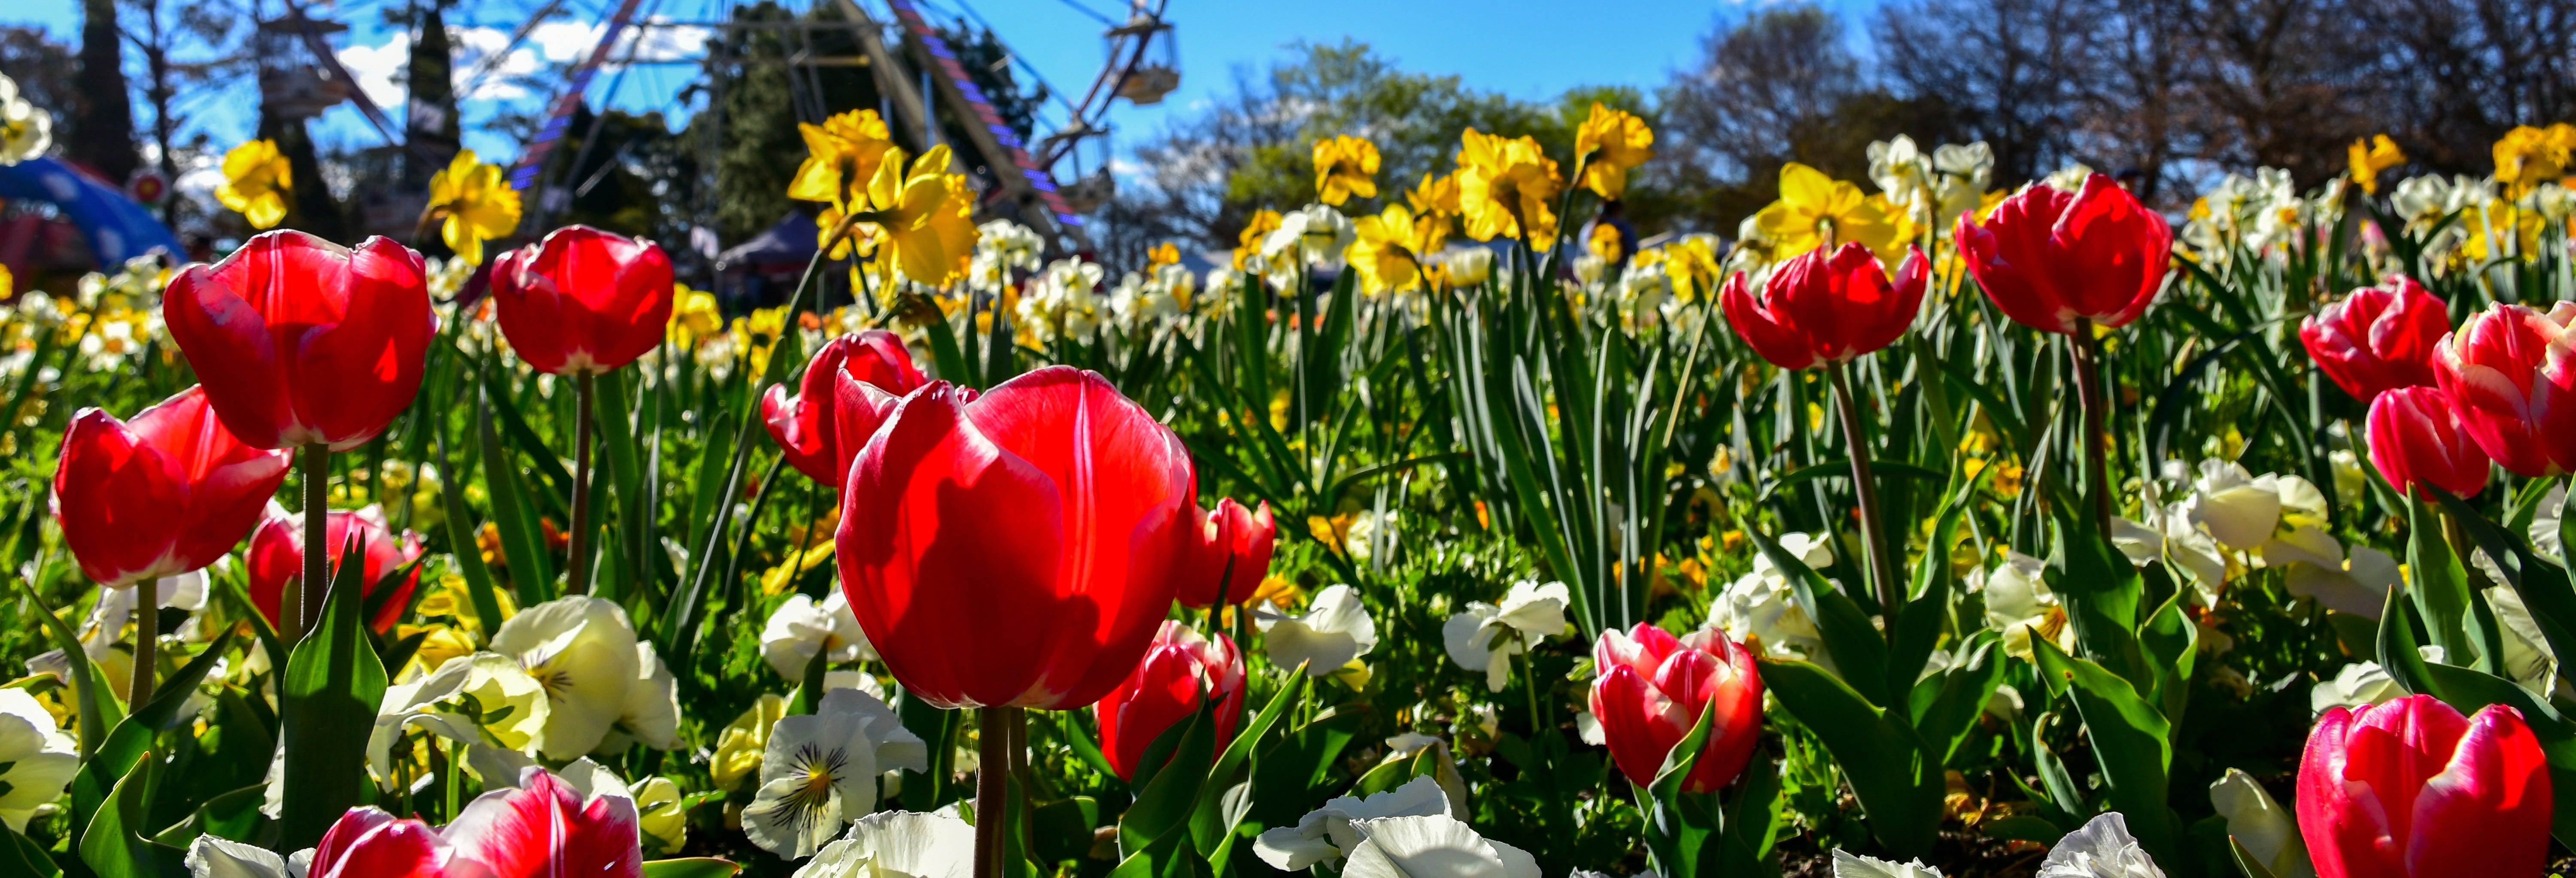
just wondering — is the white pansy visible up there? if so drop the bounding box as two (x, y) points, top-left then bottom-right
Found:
(2182, 460), (2320, 552)
(743, 687), (929, 860)
(2211, 769), (2312, 878)
(1834, 849), (1946, 878)
(794, 810), (976, 878)
(2044, 164), (2096, 193)
(1977, 551), (2071, 660)
(1263, 204), (1355, 267)
(762, 590), (876, 680)
(0, 689), (78, 831)
(2111, 508), (2227, 598)
(2036, 811), (2166, 878)
(2485, 586), (2559, 690)
(1340, 814), (1540, 878)
(489, 596), (655, 759)
(2534, 483), (2566, 560)
(1254, 777), (1455, 872)
(367, 651), (552, 791)
(1443, 580), (1571, 692)
(2262, 526), (2400, 618)
(2311, 661), (2404, 716)
(182, 835), (300, 878)
(1260, 584), (1379, 677)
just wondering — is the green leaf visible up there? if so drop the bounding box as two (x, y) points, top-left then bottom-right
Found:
(2408, 495), (2480, 662)
(79, 749), (184, 878)
(2031, 637), (2184, 871)
(1118, 708), (1216, 857)
(74, 630), (237, 844)
(0, 570), (111, 758)
(2228, 836), (2282, 878)
(1633, 699), (1719, 878)
(0, 824), (59, 877)
(480, 386), (556, 605)
(2433, 489), (2576, 675)
(277, 552), (392, 851)
(641, 858), (743, 878)
(2046, 511), (2149, 687)
(1748, 529), (1888, 706)
(1190, 673), (1309, 854)
(1910, 632), (2006, 763)
(1756, 658), (1940, 857)
(1034, 796), (1103, 863)
(592, 368), (652, 603)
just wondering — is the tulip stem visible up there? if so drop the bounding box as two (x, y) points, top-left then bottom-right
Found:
(568, 372), (597, 595)
(975, 705), (1015, 878)
(1825, 362), (1899, 624)
(298, 442), (330, 641)
(129, 577), (156, 709)
(2069, 322), (2114, 532)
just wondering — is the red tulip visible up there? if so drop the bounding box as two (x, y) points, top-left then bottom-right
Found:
(1094, 620), (1246, 781)
(245, 502), (425, 634)
(764, 331), (928, 486)
(1954, 174), (2173, 334)
(836, 366), (1196, 709)
(489, 226), (675, 376)
(2299, 275), (2448, 403)
(1719, 242), (1929, 370)
(444, 766), (644, 878)
(2366, 387), (2491, 499)
(1589, 623), (1763, 793)
(2298, 695), (2550, 878)
(52, 386), (292, 587)
(1178, 498), (1278, 608)
(304, 807), (451, 878)
(161, 230), (434, 451)
(2431, 302), (2576, 477)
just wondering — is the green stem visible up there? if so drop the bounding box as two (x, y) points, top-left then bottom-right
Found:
(567, 372), (596, 595)
(975, 705), (1015, 878)
(296, 442), (330, 642)
(129, 576), (156, 709)
(1826, 362), (1899, 625)
(2069, 321), (2114, 532)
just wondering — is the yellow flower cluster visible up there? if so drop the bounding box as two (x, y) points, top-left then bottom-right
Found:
(786, 109), (981, 289)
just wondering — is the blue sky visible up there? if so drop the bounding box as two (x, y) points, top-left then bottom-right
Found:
(2, 0), (1864, 190)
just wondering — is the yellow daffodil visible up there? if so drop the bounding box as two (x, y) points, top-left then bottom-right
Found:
(1345, 204), (1446, 295)
(1147, 241), (1181, 268)
(789, 109), (897, 207)
(424, 149), (521, 266)
(1574, 103), (1655, 199)
(667, 283), (723, 348)
(217, 139), (292, 230)
(2461, 201), (2545, 263)
(1752, 162), (1901, 263)
(1235, 209), (1282, 270)
(1457, 128), (1563, 251)
(857, 144), (979, 288)
(711, 694), (789, 792)
(1659, 234), (1721, 302)
(1313, 135), (1381, 206)
(2347, 134), (2404, 194)
(0, 264), (10, 300)
(1409, 172), (1461, 218)
(1586, 223), (1623, 264)
(2494, 124), (2576, 195)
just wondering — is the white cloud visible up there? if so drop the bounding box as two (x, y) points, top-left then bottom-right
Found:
(336, 32), (412, 112)
(453, 26), (542, 101)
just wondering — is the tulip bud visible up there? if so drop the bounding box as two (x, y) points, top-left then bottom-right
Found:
(1955, 174), (2172, 335)
(1588, 623), (1764, 793)
(1095, 621), (1246, 781)
(490, 225), (676, 376)
(1178, 498), (1278, 608)
(2298, 695), (2550, 878)
(52, 386), (292, 587)
(245, 503), (426, 635)
(2431, 301), (2576, 477)
(2299, 275), (2448, 403)
(2366, 386), (2491, 499)
(162, 231), (434, 451)
(763, 331), (927, 487)
(837, 367), (1196, 709)
(1719, 242), (1929, 370)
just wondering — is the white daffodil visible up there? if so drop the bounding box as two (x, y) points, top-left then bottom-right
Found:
(1339, 814), (1540, 878)
(1977, 551), (2072, 661)
(1835, 849), (1946, 878)
(2311, 661), (2405, 716)
(182, 835), (310, 878)
(0, 689), (78, 831)
(743, 687), (930, 860)
(489, 596), (683, 759)
(2036, 811), (2167, 878)
(1443, 580), (1571, 692)
(367, 651), (551, 791)
(794, 810), (976, 878)
(1443, 248), (1494, 286)
(762, 591), (876, 680)
(1253, 776), (1454, 871)
(2211, 768), (2313, 878)
(2261, 526), (2400, 617)
(1260, 584), (1379, 677)
(1264, 204), (1355, 267)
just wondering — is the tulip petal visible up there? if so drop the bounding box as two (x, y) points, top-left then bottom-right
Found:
(2406, 705), (2553, 877)
(444, 767), (643, 878)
